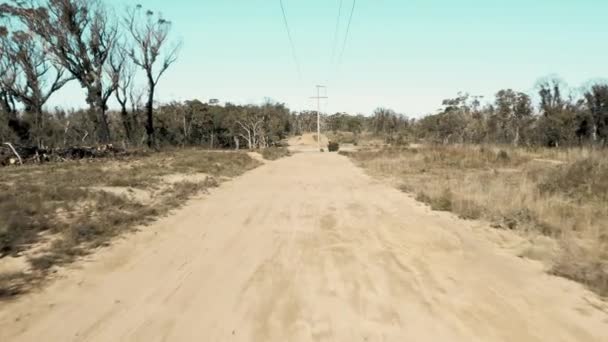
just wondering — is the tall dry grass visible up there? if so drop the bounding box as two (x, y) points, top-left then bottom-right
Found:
(260, 147), (291, 160)
(345, 145), (608, 296)
(0, 150), (261, 298)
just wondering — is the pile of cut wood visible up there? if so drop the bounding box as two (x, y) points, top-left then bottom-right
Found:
(0, 143), (127, 166)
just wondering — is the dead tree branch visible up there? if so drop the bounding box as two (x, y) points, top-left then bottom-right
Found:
(3, 142), (22, 164)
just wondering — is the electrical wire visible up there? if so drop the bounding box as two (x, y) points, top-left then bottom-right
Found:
(329, 0), (344, 67)
(279, 0), (302, 80)
(337, 0), (357, 68)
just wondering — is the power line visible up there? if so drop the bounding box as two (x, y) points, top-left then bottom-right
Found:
(337, 0), (357, 68)
(329, 0), (344, 67)
(278, 0), (302, 79)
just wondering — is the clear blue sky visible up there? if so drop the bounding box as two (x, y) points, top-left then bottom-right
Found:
(49, 0), (608, 117)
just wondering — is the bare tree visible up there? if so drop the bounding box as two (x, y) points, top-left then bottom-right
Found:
(234, 108), (266, 149)
(5, 0), (120, 143)
(110, 48), (137, 144)
(125, 5), (180, 148)
(0, 26), (73, 146)
(0, 21), (18, 139)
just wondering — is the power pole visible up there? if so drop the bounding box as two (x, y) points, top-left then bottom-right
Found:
(310, 85), (327, 151)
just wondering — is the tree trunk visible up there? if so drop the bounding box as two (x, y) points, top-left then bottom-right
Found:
(592, 122), (598, 142)
(87, 85), (111, 144)
(183, 115), (188, 143)
(145, 82), (155, 149)
(63, 120), (70, 147)
(513, 125), (520, 147)
(33, 107), (44, 148)
(0, 92), (13, 116)
(120, 106), (133, 144)
(234, 136), (239, 150)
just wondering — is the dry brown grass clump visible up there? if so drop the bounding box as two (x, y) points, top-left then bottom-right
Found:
(326, 131), (358, 144)
(0, 149), (260, 298)
(347, 144), (608, 296)
(260, 147), (291, 161)
(538, 157), (608, 202)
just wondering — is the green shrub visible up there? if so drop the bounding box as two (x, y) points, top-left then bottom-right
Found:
(328, 141), (340, 152)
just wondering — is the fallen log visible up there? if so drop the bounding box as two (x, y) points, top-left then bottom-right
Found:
(0, 144), (128, 167)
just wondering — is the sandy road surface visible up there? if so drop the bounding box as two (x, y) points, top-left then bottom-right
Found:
(1, 152), (607, 341)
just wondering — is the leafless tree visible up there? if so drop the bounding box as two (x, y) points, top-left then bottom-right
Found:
(0, 26), (73, 146)
(125, 5), (180, 148)
(5, 0), (120, 143)
(235, 109), (266, 149)
(109, 47), (137, 144)
(0, 22), (17, 129)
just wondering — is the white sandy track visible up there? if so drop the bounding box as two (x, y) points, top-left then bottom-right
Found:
(1, 152), (607, 341)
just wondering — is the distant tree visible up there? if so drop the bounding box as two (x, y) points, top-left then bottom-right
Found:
(538, 78), (565, 117)
(125, 5), (180, 148)
(494, 90), (533, 145)
(324, 112), (365, 135)
(438, 93), (471, 144)
(513, 93), (533, 145)
(291, 111), (317, 133)
(260, 100), (290, 146)
(536, 77), (577, 147)
(369, 107), (410, 144)
(234, 107), (265, 149)
(181, 99), (205, 145)
(493, 89), (517, 143)
(371, 108), (392, 135)
(184, 99), (215, 146)
(584, 84), (608, 145)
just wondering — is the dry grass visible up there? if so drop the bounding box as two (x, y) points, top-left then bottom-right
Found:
(326, 131), (358, 144)
(345, 145), (608, 297)
(260, 147), (291, 161)
(0, 149), (260, 298)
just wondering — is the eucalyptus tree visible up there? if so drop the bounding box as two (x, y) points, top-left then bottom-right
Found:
(0, 26), (73, 146)
(5, 0), (121, 143)
(125, 5), (180, 148)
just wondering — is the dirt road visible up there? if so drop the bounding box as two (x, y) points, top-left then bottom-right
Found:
(1, 152), (607, 341)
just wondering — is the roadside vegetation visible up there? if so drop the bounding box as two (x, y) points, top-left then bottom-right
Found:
(0, 150), (260, 298)
(260, 147), (290, 161)
(0, 1), (292, 152)
(344, 145), (608, 296)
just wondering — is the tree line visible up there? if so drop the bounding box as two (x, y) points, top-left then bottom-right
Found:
(0, 1), (297, 151)
(1, 3), (606, 151)
(320, 77), (608, 148)
(414, 78), (608, 147)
